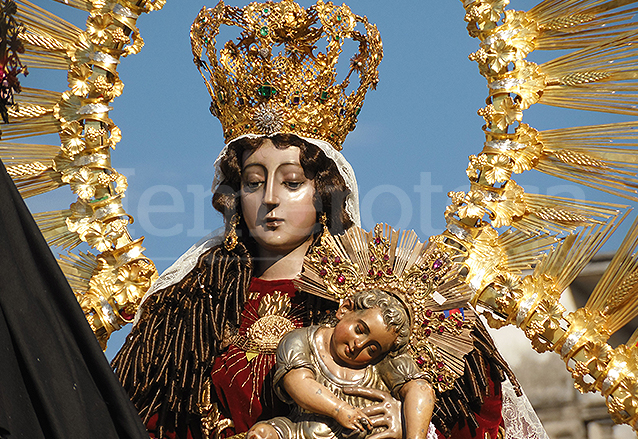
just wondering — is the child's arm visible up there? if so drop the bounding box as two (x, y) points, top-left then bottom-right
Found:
(399, 379), (435, 439)
(282, 367), (373, 433)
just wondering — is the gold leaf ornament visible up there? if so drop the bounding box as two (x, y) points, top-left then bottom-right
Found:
(489, 60), (546, 110)
(60, 121), (86, 157)
(115, 262), (155, 314)
(484, 38), (517, 74)
(464, 0), (510, 35)
(482, 180), (526, 228)
(558, 308), (610, 361)
(490, 123), (543, 174)
(493, 272), (523, 313)
(86, 13), (114, 46)
(482, 153), (513, 184)
(458, 190), (487, 220)
(492, 96), (522, 131)
(83, 218), (129, 252)
(64, 166), (100, 200)
(68, 64), (94, 96)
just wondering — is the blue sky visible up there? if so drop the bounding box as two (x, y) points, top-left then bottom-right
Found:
(22, 0), (636, 356)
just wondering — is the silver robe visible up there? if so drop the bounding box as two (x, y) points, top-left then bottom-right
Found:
(268, 326), (423, 439)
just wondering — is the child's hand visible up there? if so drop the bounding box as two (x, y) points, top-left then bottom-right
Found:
(334, 402), (373, 433)
(344, 387), (402, 439)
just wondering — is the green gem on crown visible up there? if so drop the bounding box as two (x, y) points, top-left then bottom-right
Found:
(257, 84), (277, 98)
(259, 26), (269, 37)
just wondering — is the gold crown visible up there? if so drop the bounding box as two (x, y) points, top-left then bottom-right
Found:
(295, 224), (477, 391)
(190, 0), (382, 151)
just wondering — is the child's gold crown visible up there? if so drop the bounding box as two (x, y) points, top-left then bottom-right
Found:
(190, 0), (382, 151)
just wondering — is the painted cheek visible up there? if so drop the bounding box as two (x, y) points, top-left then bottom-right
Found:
(284, 186), (316, 232)
(240, 191), (261, 230)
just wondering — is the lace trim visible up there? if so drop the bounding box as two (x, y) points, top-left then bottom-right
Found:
(502, 379), (550, 439)
(427, 422), (437, 439)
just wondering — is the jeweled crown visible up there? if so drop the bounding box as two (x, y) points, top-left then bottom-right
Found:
(190, 0), (382, 150)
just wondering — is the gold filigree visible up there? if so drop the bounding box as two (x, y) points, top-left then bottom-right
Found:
(190, 0), (382, 151)
(7, 0), (162, 350)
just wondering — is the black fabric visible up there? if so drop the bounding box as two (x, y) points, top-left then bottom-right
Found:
(0, 159), (148, 439)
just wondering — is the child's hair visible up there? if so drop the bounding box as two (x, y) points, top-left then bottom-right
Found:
(351, 289), (410, 353)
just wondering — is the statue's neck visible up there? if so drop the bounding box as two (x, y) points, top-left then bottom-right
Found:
(255, 236), (313, 280)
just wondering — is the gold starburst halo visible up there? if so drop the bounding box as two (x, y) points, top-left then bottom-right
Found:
(190, 0), (383, 151)
(295, 224), (477, 391)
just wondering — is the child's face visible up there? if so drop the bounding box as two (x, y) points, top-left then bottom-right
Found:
(330, 305), (398, 369)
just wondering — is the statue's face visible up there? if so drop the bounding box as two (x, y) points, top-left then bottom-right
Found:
(330, 304), (398, 369)
(240, 139), (317, 255)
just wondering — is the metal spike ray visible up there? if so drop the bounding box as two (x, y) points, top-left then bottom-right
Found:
(456, 0), (638, 430)
(0, 0), (164, 349)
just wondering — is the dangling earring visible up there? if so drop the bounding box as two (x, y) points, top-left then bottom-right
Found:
(224, 213), (240, 251)
(319, 213), (329, 236)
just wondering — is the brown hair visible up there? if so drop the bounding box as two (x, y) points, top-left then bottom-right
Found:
(212, 133), (354, 242)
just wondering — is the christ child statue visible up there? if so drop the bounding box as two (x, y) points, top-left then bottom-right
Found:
(248, 289), (435, 439)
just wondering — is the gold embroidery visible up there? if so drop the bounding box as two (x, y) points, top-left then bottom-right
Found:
(257, 290), (291, 317)
(237, 291), (296, 355)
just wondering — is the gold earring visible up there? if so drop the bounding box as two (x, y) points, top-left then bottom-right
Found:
(319, 213), (329, 235)
(224, 213), (240, 251)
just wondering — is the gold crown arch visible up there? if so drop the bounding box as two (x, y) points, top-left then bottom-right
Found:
(0, 0), (165, 349)
(190, 0), (382, 150)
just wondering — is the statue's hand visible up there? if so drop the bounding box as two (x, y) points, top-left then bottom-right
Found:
(342, 387), (402, 439)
